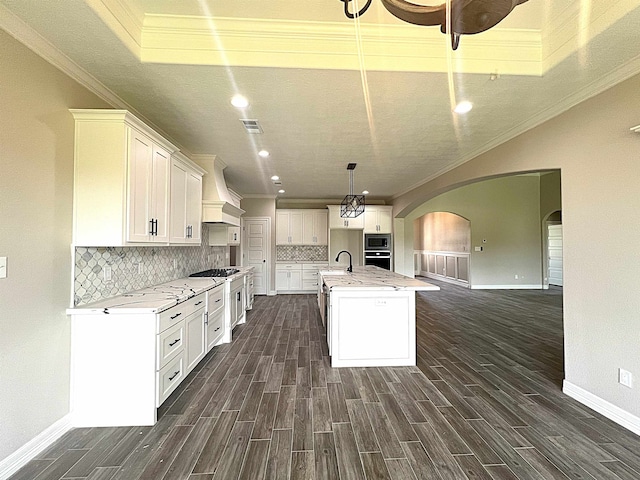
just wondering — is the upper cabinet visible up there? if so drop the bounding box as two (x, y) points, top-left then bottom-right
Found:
(363, 206), (393, 234)
(302, 210), (328, 245)
(276, 210), (304, 245)
(70, 109), (204, 247)
(327, 205), (364, 230)
(277, 209), (328, 245)
(170, 153), (205, 245)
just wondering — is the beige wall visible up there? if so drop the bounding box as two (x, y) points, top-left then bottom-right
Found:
(407, 176), (542, 287)
(540, 170), (562, 220)
(241, 197), (277, 293)
(393, 72), (640, 419)
(0, 31), (110, 461)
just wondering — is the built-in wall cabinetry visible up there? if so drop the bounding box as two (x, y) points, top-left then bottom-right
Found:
(70, 109), (205, 247)
(276, 210), (304, 244)
(170, 153), (205, 244)
(327, 205), (364, 230)
(208, 225), (241, 246)
(302, 210), (328, 245)
(363, 205), (393, 234)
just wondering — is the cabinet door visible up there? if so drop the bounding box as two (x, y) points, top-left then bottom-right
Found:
(276, 270), (289, 290)
(127, 130), (153, 242)
(290, 211), (304, 244)
(151, 145), (171, 242)
(186, 171), (202, 243)
(185, 308), (206, 373)
(276, 211), (291, 244)
(377, 208), (393, 234)
(289, 270), (303, 290)
(314, 211), (328, 244)
(206, 309), (224, 351)
(364, 207), (379, 233)
(302, 211), (315, 244)
(169, 160), (188, 243)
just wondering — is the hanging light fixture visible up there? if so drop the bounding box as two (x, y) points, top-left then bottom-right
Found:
(340, 0), (529, 50)
(340, 163), (365, 218)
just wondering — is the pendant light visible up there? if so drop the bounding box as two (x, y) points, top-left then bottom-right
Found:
(340, 163), (365, 218)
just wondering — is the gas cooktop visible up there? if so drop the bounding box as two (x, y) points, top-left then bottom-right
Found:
(189, 268), (240, 278)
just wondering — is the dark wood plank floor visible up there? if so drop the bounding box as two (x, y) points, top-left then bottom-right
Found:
(10, 281), (640, 480)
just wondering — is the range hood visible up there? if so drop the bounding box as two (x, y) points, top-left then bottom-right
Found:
(191, 155), (245, 226)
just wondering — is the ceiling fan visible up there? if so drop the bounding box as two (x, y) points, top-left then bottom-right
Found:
(341, 0), (530, 50)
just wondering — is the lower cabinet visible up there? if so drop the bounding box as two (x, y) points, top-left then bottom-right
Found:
(184, 301), (207, 373)
(277, 263), (327, 292)
(206, 284), (225, 350)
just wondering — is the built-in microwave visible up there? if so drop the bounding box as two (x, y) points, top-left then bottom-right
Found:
(365, 233), (391, 251)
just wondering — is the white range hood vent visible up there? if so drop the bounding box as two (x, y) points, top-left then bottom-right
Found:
(191, 154), (245, 226)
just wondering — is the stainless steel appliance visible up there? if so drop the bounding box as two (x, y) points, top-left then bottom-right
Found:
(364, 250), (391, 270)
(189, 268), (240, 277)
(365, 233), (391, 251)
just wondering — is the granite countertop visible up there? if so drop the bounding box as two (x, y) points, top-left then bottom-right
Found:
(67, 266), (254, 315)
(320, 266), (440, 292)
(276, 260), (329, 264)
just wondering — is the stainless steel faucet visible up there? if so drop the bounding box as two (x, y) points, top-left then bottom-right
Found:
(335, 250), (353, 273)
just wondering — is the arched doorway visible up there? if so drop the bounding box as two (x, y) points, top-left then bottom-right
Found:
(414, 211), (471, 286)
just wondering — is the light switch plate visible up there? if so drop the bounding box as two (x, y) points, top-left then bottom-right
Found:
(0, 257), (6, 278)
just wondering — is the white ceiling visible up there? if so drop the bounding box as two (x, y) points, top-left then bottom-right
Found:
(2, 0), (640, 201)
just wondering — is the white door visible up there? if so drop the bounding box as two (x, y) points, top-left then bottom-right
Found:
(244, 217), (270, 295)
(547, 224), (563, 286)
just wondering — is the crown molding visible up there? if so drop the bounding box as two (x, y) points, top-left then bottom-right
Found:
(85, 0), (142, 56)
(0, 3), (131, 110)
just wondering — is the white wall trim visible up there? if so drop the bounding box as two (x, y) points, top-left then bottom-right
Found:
(0, 414), (73, 480)
(470, 284), (543, 290)
(563, 380), (640, 437)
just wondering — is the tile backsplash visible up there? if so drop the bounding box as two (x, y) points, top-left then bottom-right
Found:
(276, 245), (328, 262)
(74, 224), (228, 306)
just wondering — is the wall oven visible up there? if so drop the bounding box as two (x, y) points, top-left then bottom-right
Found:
(365, 233), (391, 251)
(364, 250), (392, 270)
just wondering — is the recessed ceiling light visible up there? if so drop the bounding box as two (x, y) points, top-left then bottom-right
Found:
(454, 101), (473, 114)
(362, 190), (369, 195)
(231, 94), (249, 108)
(278, 189), (285, 194)
(271, 175), (280, 181)
(258, 150), (270, 158)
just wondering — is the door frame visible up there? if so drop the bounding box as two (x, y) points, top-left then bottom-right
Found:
(242, 216), (272, 295)
(541, 209), (562, 289)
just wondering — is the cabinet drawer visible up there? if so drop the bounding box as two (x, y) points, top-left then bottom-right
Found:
(158, 294), (205, 332)
(157, 353), (184, 406)
(157, 320), (185, 370)
(208, 285), (225, 315)
(207, 309), (224, 349)
(302, 279), (319, 290)
(276, 263), (302, 271)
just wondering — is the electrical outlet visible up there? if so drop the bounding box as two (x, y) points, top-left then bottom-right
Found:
(173, 259), (177, 269)
(103, 265), (112, 281)
(207, 254), (212, 263)
(137, 263), (144, 275)
(515, 274), (519, 279)
(619, 368), (633, 388)
(0, 256), (6, 279)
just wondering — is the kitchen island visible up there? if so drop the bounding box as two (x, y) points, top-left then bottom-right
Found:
(319, 266), (439, 367)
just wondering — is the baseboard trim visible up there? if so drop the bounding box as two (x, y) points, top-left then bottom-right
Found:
(563, 380), (640, 437)
(0, 414), (74, 480)
(420, 272), (469, 288)
(471, 284), (543, 290)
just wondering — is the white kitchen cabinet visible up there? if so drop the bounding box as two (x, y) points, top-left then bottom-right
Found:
(302, 210), (328, 245)
(70, 109), (179, 246)
(276, 210), (304, 244)
(302, 263), (328, 291)
(184, 298), (207, 372)
(276, 263), (303, 291)
(70, 291), (208, 426)
(228, 226), (241, 245)
(170, 153), (205, 244)
(327, 205), (364, 230)
(364, 205), (393, 234)
(206, 284), (225, 351)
